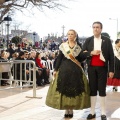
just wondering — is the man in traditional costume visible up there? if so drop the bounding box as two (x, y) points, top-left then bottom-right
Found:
(82, 21), (114, 120)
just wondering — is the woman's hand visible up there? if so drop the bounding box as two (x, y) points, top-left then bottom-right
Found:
(43, 66), (46, 68)
(51, 71), (57, 84)
(53, 71), (57, 78)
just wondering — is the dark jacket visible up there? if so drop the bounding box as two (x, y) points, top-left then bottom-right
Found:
(15, 48), (22, 53)
(15, 57), (29, 80)
(82, 35), (114, 72)
(54, 49), (88, 71)
(7, 48), (15, 59)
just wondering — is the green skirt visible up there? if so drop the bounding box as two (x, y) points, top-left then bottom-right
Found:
(45, 72), (91, 110)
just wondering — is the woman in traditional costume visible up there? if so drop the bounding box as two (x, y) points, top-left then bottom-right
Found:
(45, 29), (90, 118)
(107, 39), (120, 91)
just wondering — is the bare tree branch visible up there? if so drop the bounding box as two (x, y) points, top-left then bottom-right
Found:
(0, 0), (71, 23)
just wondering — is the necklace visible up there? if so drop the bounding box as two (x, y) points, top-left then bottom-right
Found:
(69, 46), (74, 49)
(68, 41), (75, 49)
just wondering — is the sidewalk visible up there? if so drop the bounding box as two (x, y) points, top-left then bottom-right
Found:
(0, 85), (120, 120)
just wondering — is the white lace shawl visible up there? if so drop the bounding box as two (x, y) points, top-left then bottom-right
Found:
(59, 41), (81, 59)
(113, 45), (120, 60)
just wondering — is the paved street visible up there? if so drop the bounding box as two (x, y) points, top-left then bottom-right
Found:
(0, 85), (120, 120)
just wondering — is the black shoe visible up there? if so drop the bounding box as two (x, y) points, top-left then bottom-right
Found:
(64, 114), (69, 118)
(101, 115), (107, 120)
(69, 114), (73, 118)
(42, 82), (46, 85)
(44, 81), (50, 84)
(113, 87), (118, 92)
(87, 114), (96, 119)
(38, 83), (45, 86)
(1, 83), (7, 86)
(6, 83), (10, 85)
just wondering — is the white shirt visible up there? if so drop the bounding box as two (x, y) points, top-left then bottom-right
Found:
(94, 36), (105, 62)
(94, 36), (102, 51)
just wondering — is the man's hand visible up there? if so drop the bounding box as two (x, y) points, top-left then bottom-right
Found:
(91, 50), (101, 55)
(109, 72), (114, 78)
(83, 50), (88, 52)
(26, 70), (29, 74)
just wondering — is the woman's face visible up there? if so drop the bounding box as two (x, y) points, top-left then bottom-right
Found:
(6, 52), (10, 58)
(38, 54), (41, 59)
(67, 30), (76, 42)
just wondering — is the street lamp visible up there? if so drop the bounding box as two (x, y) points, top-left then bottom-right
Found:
(4, 15), (12, 49)
(62, 25), (65, 38)
(109, 18), (118, 39)
(33, 32), (36, 46)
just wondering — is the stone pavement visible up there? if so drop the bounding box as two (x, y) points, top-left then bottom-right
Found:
(0, 85), (120, 120)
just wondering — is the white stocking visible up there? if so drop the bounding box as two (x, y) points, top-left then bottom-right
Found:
(65, 110), (69, 114)
(99, 96), (106, 115)
(90, 96), (97, 115)
(69, 109), (73, 114)
(114, 86), (118, 89)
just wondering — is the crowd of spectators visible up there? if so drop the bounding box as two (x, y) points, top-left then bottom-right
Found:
(0, 42), (59, 87)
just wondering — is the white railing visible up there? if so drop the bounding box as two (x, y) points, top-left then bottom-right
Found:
(0, 60), (41, 98)
(41, 59), (54, 81)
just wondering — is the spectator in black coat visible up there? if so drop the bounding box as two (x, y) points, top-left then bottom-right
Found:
(7, 44), (15, 60)
(15, 44), (22, 53)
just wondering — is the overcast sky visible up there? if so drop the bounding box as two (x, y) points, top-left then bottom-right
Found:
(12, 0), (120, 40)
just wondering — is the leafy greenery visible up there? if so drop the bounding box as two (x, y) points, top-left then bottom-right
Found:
(11, 36), (22, 46)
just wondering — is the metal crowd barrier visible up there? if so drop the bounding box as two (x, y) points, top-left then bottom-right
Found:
(41, 59), (54, 81)
(0, 60), (42, 99)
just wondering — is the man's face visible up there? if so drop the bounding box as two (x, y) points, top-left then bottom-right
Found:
(92, 23), (102, 37)
(24, 53), (29, 58)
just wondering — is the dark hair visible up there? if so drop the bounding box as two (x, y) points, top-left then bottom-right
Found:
(115, 39), (120, 44)
(35, 52), (40, 59)
(9, 43), (12, 46)
(76, 34), (82, 48)
(92, 21), (103, 29)
(55, 51), (58, 57)
(1, 50), (5, 55)
(19, 51), (24, 57)
(24, 50), (29, 54)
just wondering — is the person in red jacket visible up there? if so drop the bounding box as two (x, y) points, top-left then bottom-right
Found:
(35, 52), (50, 84)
